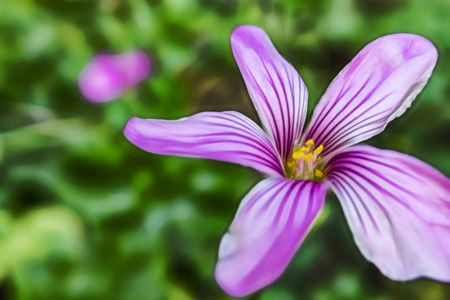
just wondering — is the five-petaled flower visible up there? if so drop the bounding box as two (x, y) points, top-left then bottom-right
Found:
(124, 25), (450, 297)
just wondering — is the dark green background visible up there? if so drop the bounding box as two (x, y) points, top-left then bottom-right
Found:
(0, 0), (449, 299)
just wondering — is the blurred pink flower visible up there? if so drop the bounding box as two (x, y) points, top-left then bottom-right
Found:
(78, 50), (151, 103)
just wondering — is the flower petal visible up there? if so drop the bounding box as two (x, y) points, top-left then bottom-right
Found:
(124, 111), (284, 176)
(303, 34), (438, 158)
(231, 25), (308, 161)
(216, 178), (326, 296)
(326, 145), (450, 281)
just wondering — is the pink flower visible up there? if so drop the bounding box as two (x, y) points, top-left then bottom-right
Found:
(78, 50), (151, 103)
(124, 26), (450, 296)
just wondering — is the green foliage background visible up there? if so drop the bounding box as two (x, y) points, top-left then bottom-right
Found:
(0, 0), (449, 299)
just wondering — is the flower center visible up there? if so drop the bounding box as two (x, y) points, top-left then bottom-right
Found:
(285, 139), (325, 181)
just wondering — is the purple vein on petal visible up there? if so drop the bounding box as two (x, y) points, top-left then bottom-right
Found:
(330, 165), (427, 224)
(329, 173), (383, 234)
(311, 71), (375, 146)
(244, 63), (283, 152)
(318, 87), (393, 156)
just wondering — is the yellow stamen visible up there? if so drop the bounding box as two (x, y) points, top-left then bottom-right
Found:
(305, 139), (315, 146)
(292, 151), (304, 160)
(299, 146), (310, 152)
(304, 152), (314, 163)
(314, 145), (323, 155)
(315, 169), (324, 177)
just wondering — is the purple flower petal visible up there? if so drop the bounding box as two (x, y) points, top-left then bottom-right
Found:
(231, 25), (308, 161)
(124, 111), (284, 176)
(303, 34), (438, 158)
(215, 178), (326, 296)
(326, 145), (450, 281)
(78, 50), (151, 103)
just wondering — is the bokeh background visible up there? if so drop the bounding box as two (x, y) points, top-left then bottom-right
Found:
(1, 0), (449, 299)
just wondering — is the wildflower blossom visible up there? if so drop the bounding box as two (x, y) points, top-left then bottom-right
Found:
(124, 26), (450, 296)
(78, 49), (150, 103)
